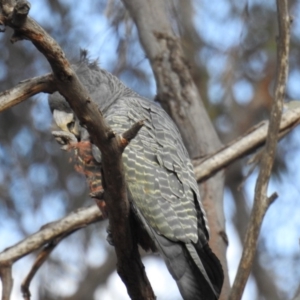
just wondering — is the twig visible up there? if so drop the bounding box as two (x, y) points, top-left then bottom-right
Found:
(120, 120), (144, 148)
(0, 205), (101, 298)
(229, 1), (291, 299)
(0, 263), (13, 300)
(21, 232), (75, 300)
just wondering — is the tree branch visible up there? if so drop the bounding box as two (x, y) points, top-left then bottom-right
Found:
(0, 74), (55, 112)
(21, 233), (71, 300)
(194, 104), (300, 182)
(229, 1), (291, 299)
(0, 205), (103, 264)
(0, 1), (155, 299)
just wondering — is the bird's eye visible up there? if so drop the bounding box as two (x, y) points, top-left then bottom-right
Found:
(67, 121), (75, 132)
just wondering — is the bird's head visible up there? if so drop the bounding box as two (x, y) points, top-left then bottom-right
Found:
(48, 51), (134, 148)
(48, 52), (101, 145)
(48, 91), (81, 143)
(48, 90), (102, 162)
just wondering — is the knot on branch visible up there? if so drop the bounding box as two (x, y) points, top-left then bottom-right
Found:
(12, 0), (30, 27)
(120, 120), (144, 151)
(106, 129), (116, 140)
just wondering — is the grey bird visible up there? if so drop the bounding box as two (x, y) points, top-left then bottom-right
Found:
(48, 55), (224, 300)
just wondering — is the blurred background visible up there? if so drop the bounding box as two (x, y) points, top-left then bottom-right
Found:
(0, 0), (300, 299)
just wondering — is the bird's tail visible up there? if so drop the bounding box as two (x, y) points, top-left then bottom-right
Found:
(153, 232), (224, 300)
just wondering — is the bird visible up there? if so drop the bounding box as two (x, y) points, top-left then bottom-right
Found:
(48, 54), (224, 300)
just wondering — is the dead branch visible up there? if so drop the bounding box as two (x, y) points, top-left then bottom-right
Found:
(21, 231), (76, 300)
(0, 205), (102, 300)
(0, 205), (102, 264)
(120, 120), (145, 148)
(0, 1), (154, 299)
(0, 74), (55, 112)
(194, 104), (300, 182)
(229, 1), (291, 299)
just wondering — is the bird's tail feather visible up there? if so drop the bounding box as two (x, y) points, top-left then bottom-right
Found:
(152, 231), (223, 300)
(193, 241), (224, 297)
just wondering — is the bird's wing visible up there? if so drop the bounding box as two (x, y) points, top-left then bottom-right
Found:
(104, 96), (208, 243)
(103, 96), (223, 299)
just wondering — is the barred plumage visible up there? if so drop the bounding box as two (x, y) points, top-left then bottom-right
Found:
(49, 56), (223, 300)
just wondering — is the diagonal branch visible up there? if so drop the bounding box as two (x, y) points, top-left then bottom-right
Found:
(0, 1), (155, 299)
(229, 1), (291, 299)
(0, 205), (103, 264)
(0, 74), (55, 112)
(194, 104), (300, 182)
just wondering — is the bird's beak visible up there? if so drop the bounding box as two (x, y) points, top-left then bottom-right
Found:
(52, 109), (80, 140)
